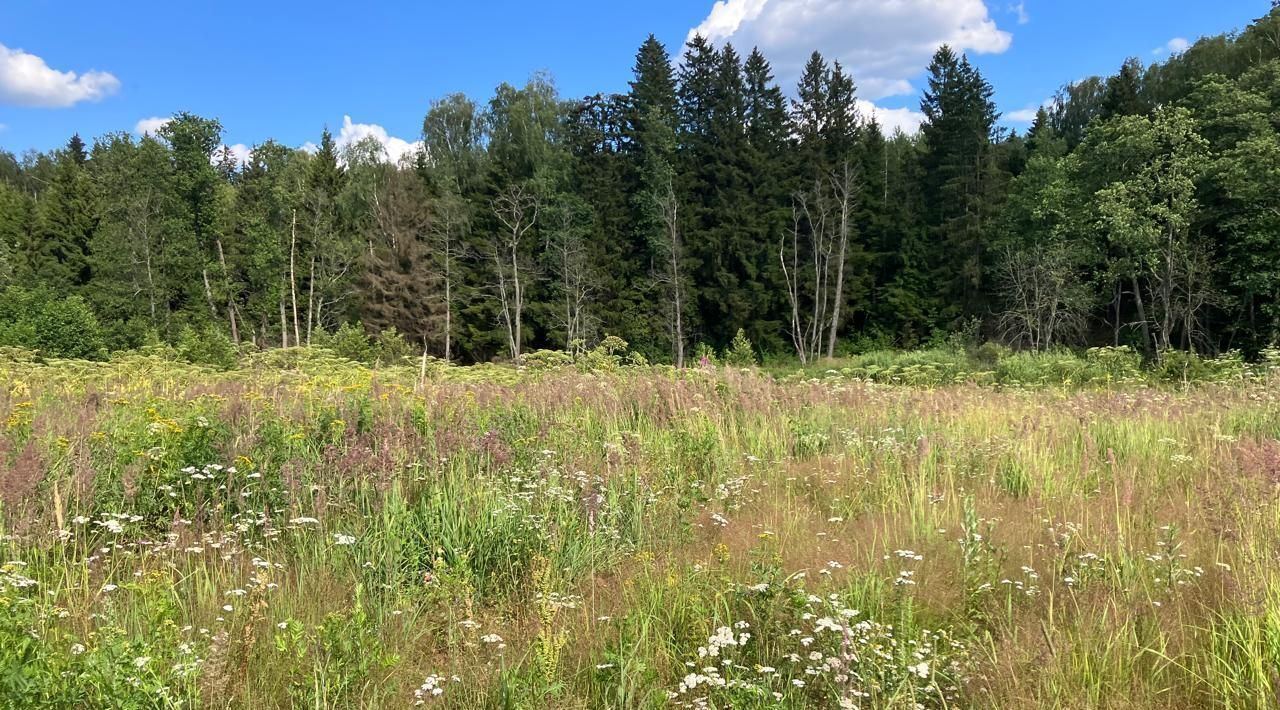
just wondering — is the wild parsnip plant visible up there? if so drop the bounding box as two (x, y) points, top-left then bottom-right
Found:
(1, 344), (1279, 708)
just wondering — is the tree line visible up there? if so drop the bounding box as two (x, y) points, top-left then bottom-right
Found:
(1, 7), (1278, 363)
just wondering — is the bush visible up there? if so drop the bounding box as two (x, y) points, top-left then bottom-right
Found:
(971, 341), (1011, 368)
(1084, 346), (1143, 383)
(373, 327), (414, 366)
(175, 325), (238, 370)
(1154, 350), (1209, 383)
(722, 329), (757, 367)
(0, 287), (106, 360)
(576, 335), (631, 372)
(319, 322), (374, 363)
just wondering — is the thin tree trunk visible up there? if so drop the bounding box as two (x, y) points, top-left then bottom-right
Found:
(279, 292), (289, 348)
(143, 238), (157, 323)
(827, 166), (853, 359)
(1131, 275), (1153, 355)
(504, 243), (514, 365)
(306, 254), (316, 345)
(215, 237), (239, 344)
(443, 272), (452, 362)
(289, 210), (301, 347)
(419, 337), (429, 389)
(1113, 281), (1121, 346)
(202, 268), (218, 318)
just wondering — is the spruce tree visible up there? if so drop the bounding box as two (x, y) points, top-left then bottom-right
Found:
(1099, 58), (1147, 120)
(920, 46), (1002, 325)
(29, 135), (97, 292)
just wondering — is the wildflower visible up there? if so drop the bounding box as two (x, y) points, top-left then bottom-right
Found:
(70, 643), (86, 655)
(101, 584), (118, 593)
(332, 533), (356, 545)
(134, 656), (151, 669)
(909, 661), (930, 678)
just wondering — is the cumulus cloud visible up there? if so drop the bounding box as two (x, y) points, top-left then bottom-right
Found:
(1153, 37), (1189, 56)
(857, 100), (925, 135)
(335, 115), (422, 164)
(134, 116), (170, 136)
(687, 0), (1012, 99)
(0, 42), (120, 108)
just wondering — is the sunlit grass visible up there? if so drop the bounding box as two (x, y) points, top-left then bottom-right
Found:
(1, 348), (1278, 707)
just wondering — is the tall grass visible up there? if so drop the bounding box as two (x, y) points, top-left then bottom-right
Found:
(0, 349), (1277, 707)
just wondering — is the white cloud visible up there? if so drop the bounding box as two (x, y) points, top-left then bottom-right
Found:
(0, 42), (120, 108)
(688, 0), (1012, 99)
(134, 116), (170, 136)
(1153, 37), (1189, 56)
(857, 99), (925, 135)
(335, 115), (422, 164)
(217, 143), (251, 165)
(1010, 2), (1029, 25)
(1005, 96), (1053, 124)
(1006, 107), (1040, 122)
(0, 123), (7, 132)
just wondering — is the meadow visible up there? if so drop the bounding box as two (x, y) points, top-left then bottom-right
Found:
(1, 343), (1279, 708)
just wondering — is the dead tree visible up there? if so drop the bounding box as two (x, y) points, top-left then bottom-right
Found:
(491, 184), (540, 364)
(653, 179), (686, 368)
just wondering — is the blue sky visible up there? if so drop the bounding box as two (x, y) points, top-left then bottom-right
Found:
(0, 1), (1267, 159)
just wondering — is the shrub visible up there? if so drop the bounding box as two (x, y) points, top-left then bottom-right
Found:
(523, 348), (574, 371)
(319, 322), (374, 363)
(971, 341), (1011, 368)
(722, 329), (757, 367)
(175, 325), (238, 370)
(576, 335), (631, 372)
(1084, 346), (1143, 383)
(373, 327), (414, 366)
(0, 287), (106, 360)
(1155, 349), (1209, 383)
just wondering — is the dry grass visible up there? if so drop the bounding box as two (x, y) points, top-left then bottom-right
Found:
(0, 353), (1278, 707)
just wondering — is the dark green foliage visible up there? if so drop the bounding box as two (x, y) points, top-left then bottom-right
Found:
(0, 287), (106, 359)
(2, 8), (1279, 362)
(317, 322), (374, 363)
(176, 324), (238, 369)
